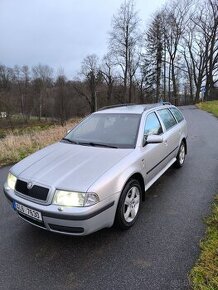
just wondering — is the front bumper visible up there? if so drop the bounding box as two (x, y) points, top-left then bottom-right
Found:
(3, 185), (119, 236)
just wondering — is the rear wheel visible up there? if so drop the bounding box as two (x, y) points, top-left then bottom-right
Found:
(115, 179), (142, 230)
(175, 141), (185, 168)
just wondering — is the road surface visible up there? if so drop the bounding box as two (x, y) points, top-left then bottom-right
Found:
(0, 106), (218, 290)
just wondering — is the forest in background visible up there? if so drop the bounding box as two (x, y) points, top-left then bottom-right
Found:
(0, 0), (217, 126)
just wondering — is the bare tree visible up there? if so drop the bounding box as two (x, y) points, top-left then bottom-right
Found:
(0, 65), (14, 126)
(12, 65), (31, 122)
(32, 64), (53, 120)
(0, 65), (13, 91)
(136, 66), (149, 103)
(80, 54), (101, 112)
(181, 0), (218, 101)
(109, 0), (141, 102)
(182, 21), (206, 102)
(164, 0), (191, 104)
(181, 45), (194, 102)
(200, 0), (218, 99)
(55, 69), (67, 125)
(100, 53), (115, 104)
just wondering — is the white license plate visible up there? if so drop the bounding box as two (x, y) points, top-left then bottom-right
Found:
(15, 202), (42, 221)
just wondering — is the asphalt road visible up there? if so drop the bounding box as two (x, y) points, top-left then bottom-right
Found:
(0, 106), (218, 290)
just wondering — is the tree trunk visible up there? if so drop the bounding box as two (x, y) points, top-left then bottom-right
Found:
(171, 60), (178, 105)
(129, 76), (133, 103)
(168, 61), (171, 103)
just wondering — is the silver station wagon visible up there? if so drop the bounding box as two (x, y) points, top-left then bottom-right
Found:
(4, 103), (187, 235)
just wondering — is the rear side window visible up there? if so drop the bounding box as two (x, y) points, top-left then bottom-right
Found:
(158, 109), (177, 130)
(170, 107), (184, 123)
(144, 112), (163, 136)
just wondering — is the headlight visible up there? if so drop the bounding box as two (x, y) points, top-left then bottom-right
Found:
(53, 190), (99, 207)
(7, 172), (17, 190)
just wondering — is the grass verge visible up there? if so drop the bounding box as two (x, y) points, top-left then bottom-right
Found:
(0, 123), (54, 139)
(190, 195), (218, 290)
(196, 101), (218, 117)
(0, 119), (80, 167)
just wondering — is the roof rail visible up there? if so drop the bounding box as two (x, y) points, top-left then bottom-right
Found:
(161, 101), (172, 105)
(98, 103), (137, 111)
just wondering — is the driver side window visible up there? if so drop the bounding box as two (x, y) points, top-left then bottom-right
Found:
(144, 112), (163, 136)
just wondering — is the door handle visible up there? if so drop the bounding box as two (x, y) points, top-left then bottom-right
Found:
(164, 140), (168, 146)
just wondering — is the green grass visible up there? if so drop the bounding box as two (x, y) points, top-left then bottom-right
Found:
(190, 195), (218, 290)
(196, 101), (218, 118)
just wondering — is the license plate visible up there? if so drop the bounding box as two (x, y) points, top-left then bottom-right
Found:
(14, 202), (42, 221)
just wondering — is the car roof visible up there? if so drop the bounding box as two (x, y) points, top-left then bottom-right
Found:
(95, 103), (173, 114)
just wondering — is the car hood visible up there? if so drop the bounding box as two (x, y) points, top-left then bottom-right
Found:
(11, 142), (133, 192)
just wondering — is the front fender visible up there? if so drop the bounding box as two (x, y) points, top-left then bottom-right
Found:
(87, 149), (144, 201)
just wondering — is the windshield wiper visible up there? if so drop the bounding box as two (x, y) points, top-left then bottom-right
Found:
(79, 142), (118, 148)
(61, 138), (78, 144)
(62, 139), (118, 148)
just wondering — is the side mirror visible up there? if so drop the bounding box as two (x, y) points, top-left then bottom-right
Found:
(143, 135), (163, 146)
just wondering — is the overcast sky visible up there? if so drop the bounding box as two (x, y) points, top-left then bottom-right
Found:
(0, 0), (166, 79)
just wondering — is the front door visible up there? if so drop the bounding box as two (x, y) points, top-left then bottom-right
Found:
(141, 112), (167, 183)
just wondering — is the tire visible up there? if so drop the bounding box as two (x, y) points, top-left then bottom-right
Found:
(115, 179), (142, 230)
(175, 141), (186, 168)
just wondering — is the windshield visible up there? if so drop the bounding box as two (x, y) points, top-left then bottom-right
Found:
(63, 113), (141, 148)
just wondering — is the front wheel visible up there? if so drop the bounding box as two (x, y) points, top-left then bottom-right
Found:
(175, 141), (186, 168)
(115, 179), (142, 230)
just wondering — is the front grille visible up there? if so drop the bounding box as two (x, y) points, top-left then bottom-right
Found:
(15, 179), (49, 201)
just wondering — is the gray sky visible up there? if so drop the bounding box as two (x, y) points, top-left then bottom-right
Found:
(0, 0), (165, 79)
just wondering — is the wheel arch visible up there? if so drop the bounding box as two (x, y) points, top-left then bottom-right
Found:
(121, 172), (146, 202)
